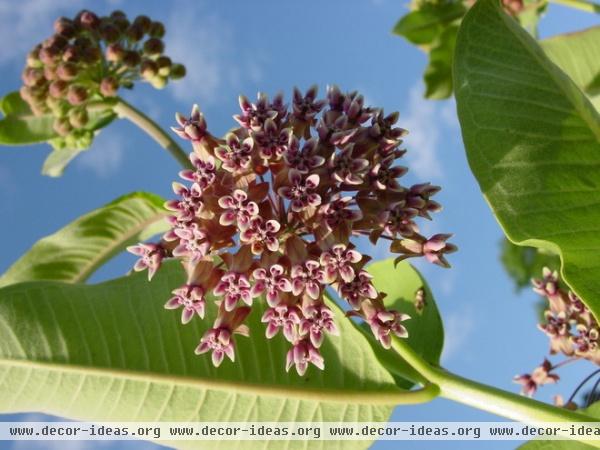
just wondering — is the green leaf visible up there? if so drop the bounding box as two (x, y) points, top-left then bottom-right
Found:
(454, 0), (600, 318)
(541, 26), (600, 111)
(0, 192), (168, 287)
(0, 261), (414, 449)
(0, 92), (57, 144)
(500, 238), (560, 291)
(365, 259), (444, 388)
(392, 1), (465, 46)
(423, 25), (459, 99)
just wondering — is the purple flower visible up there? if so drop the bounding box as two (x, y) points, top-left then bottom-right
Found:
(370, 155), (407, 191)
(283, 136), (325, 173)
(406, 183), (442, 219)
(261, 304), (301, 342)
(165, 182), (203, 222)
(251, 264), (292, 306)
(513, 360), (558, 397)
(343, 92), (371, 124)
(172, 222), (210, 263)
(179, 154), (217, 189)
(380, 203), (418, 238)
(320, 244), (362, 283)
(253, 119), (290, 161)
(215, 133), (253, 173)
(127, 243), (165, 280)
(319, 195), (362, 230)
(286, 339), (325, 376)
(299, 304), (339, 347)
(329, 144), (369, 185)
(292, 85), (326, 122)
(317, 114), (359, 146)
(291, 260), (324, 300)
(195, 327), (235, 367)
(339, 270), (377, 310)
(368, 110), (407, 145)
(239, 217), (281, 255)
(213, 272), (255, 311)
(171, 104), (207, 141)
(234, 92), (286, 131)
(392, 234), (457, 268)
(217, 189), (259, 228)
(165, 284), (206, 324)
(277, 169), (321, 212)
(367, 309), (410, 349)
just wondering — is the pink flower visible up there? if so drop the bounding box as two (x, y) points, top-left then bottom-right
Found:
(283, 136), (324, 173)
(195, 327), (235, 367)
(165, 284), (206, 324)
(165, 182), (203, 222)
(253, 118), (290, 161)
(215, 133), (253, 173)
(339, 270), (377, 309)
(277, 169), (321, 212)
(218, 189), (259, 227)
(367, 309), (410, 349)
(513, 360), (558, 397)
(251, 264), (292, 306)
(286, 339), (325, 376)
(127, 243), (165, 280)
(172, 223), (210, 263)
(320, 244), (362, 283)
(291, 260), (324, 300)
(299, 304), (339, 347)
(292, 85), (325, 122)
(171, 104), (207, 141)
(213, 272), (255, 311)
(261, 304), (301, 342)
(329, 144), (369, 185)
(239, 217), (281, 255)
(179, 154), (217, 189)
(234, 92), (286, 131)
(370, 155), (407, 191)
(319, 195), (362, 230)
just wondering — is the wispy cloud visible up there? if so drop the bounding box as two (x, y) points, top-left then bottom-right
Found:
(441, 306), (475, 364)
(76, 131), (124, 178)
(165, 1), (263, 106)
(401, 83), (458, 181)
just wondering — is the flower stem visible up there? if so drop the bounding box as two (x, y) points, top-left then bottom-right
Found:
(390, 337), (599, 426)
(113, 97), (192, 169)
(549, 0), (600, 13)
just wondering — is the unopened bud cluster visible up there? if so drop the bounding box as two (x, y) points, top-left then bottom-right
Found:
(128, 86), (455, 375)
(514, 267), (600, 399)
(20, 9), (185, 147)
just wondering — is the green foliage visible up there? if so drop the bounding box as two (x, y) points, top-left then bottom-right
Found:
(0, 261), (405, 450)
(500, 238), (561, 291)
(0, 91), (117, 176)
(454, 0), (600, 321)
(0, 192), (167, 287)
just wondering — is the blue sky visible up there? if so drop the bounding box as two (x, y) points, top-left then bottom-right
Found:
(0, 0), (598, 449)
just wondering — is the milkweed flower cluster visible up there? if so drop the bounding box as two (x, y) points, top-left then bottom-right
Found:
(514, 267), (600, 399)
(20, 9), (185, 149)
(128, 86), (456, 375)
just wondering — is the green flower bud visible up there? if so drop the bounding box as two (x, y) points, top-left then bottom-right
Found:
(99, 23), (121, 43)
(68, 107), (89, 128)
(26, 46), (43, 68)
(43, 65), (58, 81)
(82, 46), (101, 64)
(66, 85), (88, 105)
(169, 63), (186, 80)
(123, 50), (141, 68)
(148, 21), (165, 38)
(143, 38), (164, 56)
(62, 46), (80, 63)
(22, 68), (45, 87)
(113, 17), (130, 32)
(110, 10), (127, 19)
(49, 79), (68, 98)
(100, 77), (119, 96)
(149, 75), (167, 89)
(126, 24), (144, 42)
(105, 43), (125, 62)
(53, 117), (72, 136)
(54, 17), (76, 38)
(133, 15), (151, 32)
(39, 47), (59, 65)
(156, 56), (171, 76)
(56, 62), (78, 81)
(140, 59), (158, 78)
(77, 10), (100, 30)
(46, 97), (70, 117)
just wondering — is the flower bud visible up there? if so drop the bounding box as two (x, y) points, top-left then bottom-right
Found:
(82, 46), (101, 64)
(169, 63), (186, 80)
(105, 43), (125, 62)
(62, 45), (80, 63)
(43, 65), (58, 81)
(66, 85), (88, 105)
(140, 59), (158, 79)
(49, 80), (68, 98)
(26, 46), (42, 68)
(20, 86), (35, 103)
(56, 62), (78, 81)
(22, 68), (45, 87)
(148, 21), (165, 38)
(68, 107), (89, 128)
(39, 47), (59, 65)
(73, 37), (93, 51)
(143, 38), (164, 56)
(77, 10), (100, 29)
(54, 17), (76, 38)
(53, 117), (72, 136)
(133, 15), (151, 32)
(99, 23), (120, 43)
(156, 56), (171, 76)
(110, 10), (127, 19)
(46, 97), (69, 117)
(100, 77), (119, 96)
(149, 75), (167, 89)
(123, 50), (141, 67)
(126, 24), (144, 42)
(112, 16), (130, 32)
(43, 34), (68, 52)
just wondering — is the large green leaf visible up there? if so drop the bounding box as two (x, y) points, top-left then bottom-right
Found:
(500, 238), (560, 291)
(0, 92), (56, 144)
(454, 0), (600, 319)
(541, 26), (600, 111)
(0, 261), (416, 449)
(423, 25), (459, 99)
(364, 259), (444, 388)
(0, 192), (168, 287)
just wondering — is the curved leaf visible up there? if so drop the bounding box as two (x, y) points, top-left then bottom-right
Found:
(0, 192), (168, 287)
(392, 2), (465, 46)
(541, 26), (600, 111)
(0, 261), (415, 449)
(0, 92), (56, 144)
(454, 0), (600, 318)
(500, 238), (560, 291)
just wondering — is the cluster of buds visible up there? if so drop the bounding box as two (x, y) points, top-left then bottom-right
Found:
(128, 86), (455, 375)
(514, 267), (600, 399)
(20, 9), (185, 147)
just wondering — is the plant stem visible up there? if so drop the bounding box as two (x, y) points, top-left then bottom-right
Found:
(549, 0), (600, 13)
(390, 337), (598, 424)
(113, 97), (192, 169)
